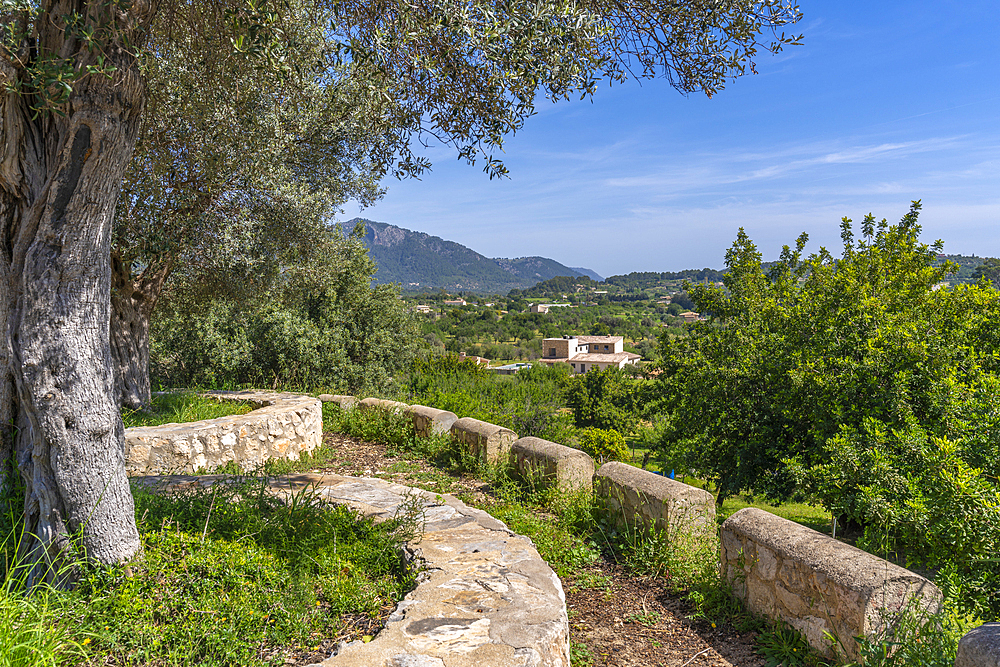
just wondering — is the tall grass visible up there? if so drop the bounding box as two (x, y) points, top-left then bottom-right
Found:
(0, 494), (84, 667)
(121, 391), (254, 429)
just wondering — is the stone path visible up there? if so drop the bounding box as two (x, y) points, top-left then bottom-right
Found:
(134, 472), (570, 667)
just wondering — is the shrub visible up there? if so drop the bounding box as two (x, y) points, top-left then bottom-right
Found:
(579, 428), (629, 464)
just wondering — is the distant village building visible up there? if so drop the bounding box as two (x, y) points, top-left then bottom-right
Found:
(537, 335), (640, 374)
(443, 299), (467, 306)
(678, 311), (700, 324)
(414, 305), (433, 314)
(529, 303), (572, 314)
(458, 352), (490, 366)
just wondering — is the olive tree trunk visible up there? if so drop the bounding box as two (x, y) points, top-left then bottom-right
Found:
(111, 253), (171, 410)
(0, 4), (152, 583)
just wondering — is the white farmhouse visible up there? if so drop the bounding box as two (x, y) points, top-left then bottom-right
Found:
(537, 335), (641, 374)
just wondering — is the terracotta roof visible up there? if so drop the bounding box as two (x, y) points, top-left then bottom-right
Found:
(576, 335), (624, 344)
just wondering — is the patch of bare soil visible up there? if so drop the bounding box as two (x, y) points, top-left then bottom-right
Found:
(292, 431), (765, 667)
(564, 561), (765, 667)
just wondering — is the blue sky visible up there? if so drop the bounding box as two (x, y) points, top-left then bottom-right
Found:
(341, 0), (1000, 277)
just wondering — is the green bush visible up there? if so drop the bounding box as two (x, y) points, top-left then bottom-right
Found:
(657, 204), (1000, 616)
(579, 428), (629, 464)
(404, 356), (576, 443)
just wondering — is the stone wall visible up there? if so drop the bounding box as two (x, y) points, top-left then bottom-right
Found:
(319, 394), (357, 410)
(405, 405), (459, 438)
(321, 394), (953, 665)
(594, 461), (715, 533)
(359, 397), (409, 414)
(721, 507), (942, 661)
(450, 417), (517, 463)
(509, 437), (594, 491)
(956, 624), (1000, 667)
(126, 391), (322, 475)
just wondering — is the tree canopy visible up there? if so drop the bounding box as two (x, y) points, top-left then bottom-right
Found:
(654, 203), (1000, 615)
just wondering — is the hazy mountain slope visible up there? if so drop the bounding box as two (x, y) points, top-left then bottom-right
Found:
(570, 266), (604, 282)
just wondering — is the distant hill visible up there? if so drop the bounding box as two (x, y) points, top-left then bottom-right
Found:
(339, 218), (599, 292)
(570, 267), (604, 282)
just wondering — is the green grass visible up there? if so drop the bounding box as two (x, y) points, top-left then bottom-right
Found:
(122, 392), (255, 429)
(0, 475), (416, 667)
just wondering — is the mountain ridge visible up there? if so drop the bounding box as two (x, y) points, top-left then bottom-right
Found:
(340, 218), (603, 292)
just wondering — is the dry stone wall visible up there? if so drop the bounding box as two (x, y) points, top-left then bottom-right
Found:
(957, 624), (1000, 667)
(509, 437), (594, 491)
(125, 391), (322, 475)
(314, 393), (953, 665)
(450, 417), (516, 463)
(594, 461), (715, 533)
(359, 397), (409, 414)
(319, 394), (357, 410)
(721, 508), (942, 661)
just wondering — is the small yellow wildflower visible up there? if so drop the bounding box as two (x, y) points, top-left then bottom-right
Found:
(82, 638), (92, 646)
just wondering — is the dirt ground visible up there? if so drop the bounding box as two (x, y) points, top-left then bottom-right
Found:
(286, 431), (767, 667)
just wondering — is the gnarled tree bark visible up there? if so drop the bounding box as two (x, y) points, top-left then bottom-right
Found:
(0, 1), (153, 582)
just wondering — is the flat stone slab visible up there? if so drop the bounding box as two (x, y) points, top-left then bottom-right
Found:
(133, 473), (570, 667)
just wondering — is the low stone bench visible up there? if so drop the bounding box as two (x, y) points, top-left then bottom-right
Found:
(450, 417), (517, 463)
(359, 397), (409, 415)
(126, 391), (322, 475)
(135, 473), (571, 667)
(721, 508), (942, 661)
(318, 394), (357, 410)
(594, 461), (715, 533)
(956, 623), (1000, 667)
(509, 437), (594, 492)
(405, 405), (459, 437)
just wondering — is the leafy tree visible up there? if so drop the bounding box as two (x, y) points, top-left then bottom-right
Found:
(151, 225), (414, 394)
(579, 427), (630, 464)
(564, 367), (643, 434)
(0, 0), (802, 575)
(973, 257), (1000, 287)
(110, 11), (391, 409)
(654, 203), (1000, 614)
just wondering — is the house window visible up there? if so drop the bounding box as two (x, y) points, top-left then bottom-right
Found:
(549, 347), (556, 357)
(604, 345), (609, 351)
(580, 364), (586, 373)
